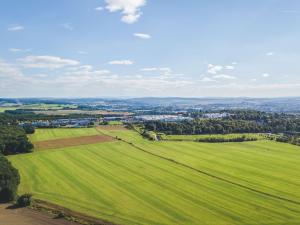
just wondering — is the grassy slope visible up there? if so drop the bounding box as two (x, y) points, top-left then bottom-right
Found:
(29, 128), (100, 142)
(8, 127), (300, 225)
(110, 129), (300, 203)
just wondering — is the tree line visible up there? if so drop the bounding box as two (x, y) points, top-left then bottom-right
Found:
(0, 126), (33, 155)
(0, 113), (35, 203)
(143, 112), (300, 135)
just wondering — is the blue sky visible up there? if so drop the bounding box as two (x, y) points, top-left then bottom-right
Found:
(0, 0), (300, 97)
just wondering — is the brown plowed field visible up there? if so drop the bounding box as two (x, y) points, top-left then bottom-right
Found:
(0, 204), (77, 225)
(34, 135), (114, 150)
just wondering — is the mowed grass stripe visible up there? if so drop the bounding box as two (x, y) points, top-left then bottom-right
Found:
(149, 141), (300, 188)
(12, 141), (300, 224)
(63, 146), (187, 224)
(96, 142), (300, 221)
(29, 128), (100, 142)
(90, 145), (289, 223)
(136, 140), (300, 201)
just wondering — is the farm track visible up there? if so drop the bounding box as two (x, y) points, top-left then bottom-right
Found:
(96, 128), (300, 206)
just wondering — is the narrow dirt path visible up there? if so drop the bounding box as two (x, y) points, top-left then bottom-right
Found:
(0, 204), (77, 225)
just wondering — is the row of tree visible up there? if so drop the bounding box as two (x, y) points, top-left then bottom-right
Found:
(197, 136), (258, 143)
(273, 135), (300, 146)
(0, 113), (34, 202)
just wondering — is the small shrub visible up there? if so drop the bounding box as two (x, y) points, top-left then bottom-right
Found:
(16, 193), (32, 207)
(56, 212), (66, 219)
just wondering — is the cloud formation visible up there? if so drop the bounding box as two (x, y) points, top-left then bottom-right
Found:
(134, 33), (151, 39)
(266, 52), (275, 56)
(9, 48), (31, 53)
(95, 6), (103, 11)
(105, 0), (146, 24)
(108, 60), (133, 65)
(207, 64), (223, 74)
(60, 23), (74, 31)
(8, 24), (24, 31)
(19, 55), (80, 69)
(213, 74), (236, 80)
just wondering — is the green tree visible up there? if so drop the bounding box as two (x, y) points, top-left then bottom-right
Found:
(0, 155), (20, 202)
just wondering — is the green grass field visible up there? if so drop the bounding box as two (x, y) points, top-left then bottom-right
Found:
(29, 128), (100, 142)
(8, 127), (300, 225)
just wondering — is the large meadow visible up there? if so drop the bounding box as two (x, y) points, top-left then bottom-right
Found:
(8, 126), (300, 225)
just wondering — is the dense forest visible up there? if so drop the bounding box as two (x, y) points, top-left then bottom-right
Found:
(0, 113), (33, 203)
(143, 111), (300, 135)
(0, 114), (34, 155)
(0, 155), (20, 202)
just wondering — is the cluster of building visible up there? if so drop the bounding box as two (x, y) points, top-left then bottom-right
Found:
(133, 115), (192, 122)
(201, 112), (231, 119)
(20, 118), (98, 128)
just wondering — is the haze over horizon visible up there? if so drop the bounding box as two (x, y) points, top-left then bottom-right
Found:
(1, 0), (300, 98)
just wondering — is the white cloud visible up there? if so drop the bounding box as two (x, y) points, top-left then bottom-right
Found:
(282, 10), (299, 14)
(68, 65), (94, 72)
(0, 59), (22, 78)
(19, 55), (80, 69)
(159, 67), (172, 76)
(213, 74), (236, 80)
(262, 73), (270, 78)
(200, 77), (216, 82)
(9, 48), (22, 52)
(105, 0), (146, 24)
(141, 67), (157, 71)
(207, 64), (223, 74)
(141, 67), (173, 76)
(266, 52), (275, 56)
(225, 65), (235, 70)
(9, 48), (31, 53)
(8, 25), (24, 31)
(95, 6), (104, 11)
(60, 23), (74, 31)
(232, 62), (237, 65)
(134, 33), (151, 39)
(108, 60), (133, 65)
(251, 78), (257, 82)
(77, 50), (88, 55)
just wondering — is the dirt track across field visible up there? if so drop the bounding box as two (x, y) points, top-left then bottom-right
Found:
(0, 204), (77, 225)
(34, 135), (114, 150)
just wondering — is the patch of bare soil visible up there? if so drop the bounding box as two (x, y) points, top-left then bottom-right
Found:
(34, 199), (119, 225)
(0, 203), (77, 225)
(34, 135), (114, 150)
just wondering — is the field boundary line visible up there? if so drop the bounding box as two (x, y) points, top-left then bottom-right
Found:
(127, 141), (300, 205)
(32, 199), (120, 225)
(96, 127), (300, 206)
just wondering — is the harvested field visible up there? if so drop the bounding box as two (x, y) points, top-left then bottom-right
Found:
(34, 135), (114, 150)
